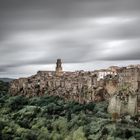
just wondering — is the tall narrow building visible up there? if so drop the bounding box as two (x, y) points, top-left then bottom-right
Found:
(55, 59), (63, 76)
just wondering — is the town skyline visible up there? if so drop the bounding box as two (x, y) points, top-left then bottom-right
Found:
(1, 59), (140, 78)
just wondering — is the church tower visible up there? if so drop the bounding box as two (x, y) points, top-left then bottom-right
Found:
(55, 59), (63, 76)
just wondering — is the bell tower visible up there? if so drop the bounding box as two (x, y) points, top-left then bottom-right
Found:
(55, 59), (63, 76)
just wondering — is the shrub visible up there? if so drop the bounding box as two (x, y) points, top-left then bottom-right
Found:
(20, 129), (37, 140)
(72, 127), (87, 140)
(50, 131), (62, 140)
(0, 81), (9, 95)
(31, 118), (47, 130)
(84, 102), (95, 111)
(52, 117), (68, 136)
(7, 96), (28, 110)
(2, 126), (14, 140)
(37, 127), (49, 140)
(94, 101), (108, 113)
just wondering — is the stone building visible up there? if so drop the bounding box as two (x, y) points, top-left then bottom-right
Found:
(55, 59), (63, 77)
(94, 69), (117, 81)
(108, 66), (119, 73)
(118, 67), (140, 91)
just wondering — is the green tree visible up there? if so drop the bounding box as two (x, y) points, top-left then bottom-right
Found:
(52, 117), (68, 136)
(7, 95), (28, 110)
(37, 127), (49, 140)
(72, 127), (87, 140)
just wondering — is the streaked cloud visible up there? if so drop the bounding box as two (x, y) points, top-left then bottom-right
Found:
(0, 0), (140, 78)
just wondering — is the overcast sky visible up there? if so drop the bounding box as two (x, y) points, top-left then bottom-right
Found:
(0, 0), (140, 78)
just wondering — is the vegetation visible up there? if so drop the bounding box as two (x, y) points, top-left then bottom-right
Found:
(0, 80), (9, 95)
(0, 81), (140, 140)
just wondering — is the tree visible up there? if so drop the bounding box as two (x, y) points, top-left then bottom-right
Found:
(66, 111), (72, 122)
(52, 117), (68, 136)
(84, 102), (95, 111)
(72, 127), (87, 140)
(7, 96), (28, 110)
(37, 127), (49, 140)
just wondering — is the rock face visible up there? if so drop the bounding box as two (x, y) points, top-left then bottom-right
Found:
(9, 70), (110, 103)
(9, 60), (140, 115)
(107, 65), (140, 116)
(105, 78), (118, 96)
(108, 90), (138, 116)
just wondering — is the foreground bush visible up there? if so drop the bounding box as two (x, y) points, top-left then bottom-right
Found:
(7, 95), (28, 111)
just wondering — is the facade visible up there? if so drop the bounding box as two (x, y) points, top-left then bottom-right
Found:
(94, 69), (117, 81)
(108, 66), (119, 73)
(118, 67), (140, 91)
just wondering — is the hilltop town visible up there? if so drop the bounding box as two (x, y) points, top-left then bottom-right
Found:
(9, 59), (140, 116)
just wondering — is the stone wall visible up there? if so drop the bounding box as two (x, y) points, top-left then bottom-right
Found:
(118, 67), (140, 91)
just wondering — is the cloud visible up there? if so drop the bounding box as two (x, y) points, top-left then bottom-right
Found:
(0, 0), (140, 77)
(99, 39), (140, 60)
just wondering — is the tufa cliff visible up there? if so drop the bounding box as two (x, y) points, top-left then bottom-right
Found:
(9, 59), (140, 116)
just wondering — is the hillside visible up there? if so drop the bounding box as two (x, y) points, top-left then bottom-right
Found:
(0, 78), (14, 83)
(0, 95), (140, 139)
(0, 81), (140, 140)
(0, 80), (9, 95)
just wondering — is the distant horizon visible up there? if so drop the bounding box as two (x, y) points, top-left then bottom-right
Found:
(0, 60), (140, 79)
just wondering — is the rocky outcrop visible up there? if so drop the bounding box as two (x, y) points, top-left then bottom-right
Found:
(108, 89), (138, 116)
(9, 62), (140, 115)
(9, 71), (111, 103)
